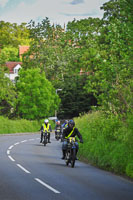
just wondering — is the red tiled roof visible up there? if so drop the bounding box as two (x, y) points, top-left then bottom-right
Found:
(5, 62), (22, 73)
(19, 45), (29, 57)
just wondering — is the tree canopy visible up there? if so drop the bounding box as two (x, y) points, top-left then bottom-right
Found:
(16, 68), (60, 120)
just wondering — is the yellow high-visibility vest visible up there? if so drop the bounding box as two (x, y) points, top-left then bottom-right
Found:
(43, 123), (50, 132)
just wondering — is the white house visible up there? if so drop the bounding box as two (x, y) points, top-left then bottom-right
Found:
(5, 62), (22, 83)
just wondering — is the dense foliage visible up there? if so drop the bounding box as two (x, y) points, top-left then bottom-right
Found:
(16, 68), (60, 120)
(75, 111), (133, 178)
(0, 64), (17, 116)
(57, 74), (97, 118)
(20, 0), (132, 119)
(0, 21), (30, 48)
(0, 116), (55, 134)
(0, 116), (40, 134)
(84, 0), (133, 115)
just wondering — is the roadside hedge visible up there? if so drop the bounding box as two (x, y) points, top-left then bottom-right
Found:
(75, 111), (133, 179)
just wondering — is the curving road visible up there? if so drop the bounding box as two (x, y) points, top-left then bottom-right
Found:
(0, 132), (133, 200)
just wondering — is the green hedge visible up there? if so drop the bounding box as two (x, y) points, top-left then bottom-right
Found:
(0, 116), (55, 134)
(0, 116), (40, 134)
(75, 111), (133, 178)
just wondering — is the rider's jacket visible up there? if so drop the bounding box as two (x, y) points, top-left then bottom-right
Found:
(63, 127), (83, 142)
(62, 123), (68, 129)
(55, 124), (62, 132)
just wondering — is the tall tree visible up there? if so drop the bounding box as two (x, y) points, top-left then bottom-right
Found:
(0, 21), (30, 49)
(22, 17), (99, 118)
(16, 68), (60, 120)
(85, 0), (133, 114)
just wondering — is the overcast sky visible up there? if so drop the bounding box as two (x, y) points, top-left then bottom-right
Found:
(0, 0), (109, 26)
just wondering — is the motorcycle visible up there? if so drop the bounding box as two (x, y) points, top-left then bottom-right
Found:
(43, 130), (48, 146)
(65, 137), (77, 168)
(55, 129), (62, 141)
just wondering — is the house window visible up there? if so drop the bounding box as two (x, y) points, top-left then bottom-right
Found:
(14, 69), (18, 74)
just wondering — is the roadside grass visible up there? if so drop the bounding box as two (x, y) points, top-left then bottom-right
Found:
(0, 116), (40, 134)
(0, 116), (55, 134)
(75, 111), (133, 179)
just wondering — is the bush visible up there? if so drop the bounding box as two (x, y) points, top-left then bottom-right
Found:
(74, 111), (133, 179)
(0, 116), (40, 134)
(126, 163), (133, 178)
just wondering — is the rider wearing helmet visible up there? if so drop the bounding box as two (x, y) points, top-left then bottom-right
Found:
(62, 120), (68, 130)
(61, 119), (83, 159)
(55, 120), (63, 139)
(40, 119), (52, 143)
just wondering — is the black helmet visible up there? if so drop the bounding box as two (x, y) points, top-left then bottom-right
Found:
(68, 120), (75, 128)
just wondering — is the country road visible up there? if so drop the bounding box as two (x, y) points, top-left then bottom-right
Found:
(0, 132), (133, 200)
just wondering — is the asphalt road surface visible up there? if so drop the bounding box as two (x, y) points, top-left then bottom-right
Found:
(0, 132), (133, 200)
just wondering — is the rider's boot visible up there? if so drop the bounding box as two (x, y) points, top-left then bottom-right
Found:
(61, 150), (66, 159)
(48, 133), (51, 143)
(40, 136), (43, 143)
(75, 149), (78, 160)
(40, 132), (43, 143)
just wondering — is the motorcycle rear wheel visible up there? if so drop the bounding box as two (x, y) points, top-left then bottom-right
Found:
(44, 136), (47, 146)
(71, 148), (76, 168)
(66, 151), (70, 166)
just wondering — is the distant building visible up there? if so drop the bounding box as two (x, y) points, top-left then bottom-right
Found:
(5, 62), (22, 83)
(19, 45), (29, 59)
(5, 46), (29, 82)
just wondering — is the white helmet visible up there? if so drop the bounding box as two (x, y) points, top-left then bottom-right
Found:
(44, 119), (49, 123)
(57, 120), (60, 124)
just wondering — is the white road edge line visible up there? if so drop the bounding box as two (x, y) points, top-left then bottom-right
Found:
(7, 150), (10, 155)
(17, 164), (31, 174)
(21, 140), (27, 143)
(35, 178), (60, 194)
(8, 155), (15, 162)
(9, 145), (14, 150)
(14, 142), (20, 145)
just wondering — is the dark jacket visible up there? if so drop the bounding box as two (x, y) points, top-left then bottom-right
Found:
(63, 127), (83, 142)
(55, 124), (62, 132)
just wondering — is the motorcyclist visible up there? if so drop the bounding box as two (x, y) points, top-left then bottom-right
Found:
(55, 120), (63, 139)
(61, 119), (83, 159)
(40, 119), (52, 143)
(62, 120), (68, 130)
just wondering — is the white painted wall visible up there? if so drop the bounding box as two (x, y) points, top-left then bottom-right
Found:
(5, 64), (21, 83)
